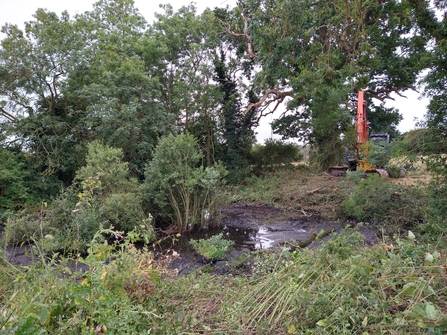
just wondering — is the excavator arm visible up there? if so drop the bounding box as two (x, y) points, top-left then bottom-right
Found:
(328, 91), (389, 177)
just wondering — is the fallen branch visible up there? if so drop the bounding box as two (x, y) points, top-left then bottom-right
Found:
(306, 186), (324, 195)
(279, 226), (335, 250)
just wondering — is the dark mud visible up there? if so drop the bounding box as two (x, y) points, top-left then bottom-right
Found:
(153, 204), (382, 276)
(1, 204), (381, 276)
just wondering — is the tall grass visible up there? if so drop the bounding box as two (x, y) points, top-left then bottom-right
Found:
(1, 228), (446, 334)
(221, 229), (447, 334)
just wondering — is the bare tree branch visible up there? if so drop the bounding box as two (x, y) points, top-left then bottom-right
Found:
(244, 89), (293, 115)
(0, 107), (17, 122)
(365, 85), (418, 101)
(218, 14), (256, 59)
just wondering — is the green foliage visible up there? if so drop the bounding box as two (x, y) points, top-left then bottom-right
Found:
(0, 231), (160, 334)
(216, 229), (447, 334)
(2, 206), (48, 247)
(75, 141), (131, 198)
(46, 142), (154, 254)
(0, 9), (89, 180)
(0, 148), (31, 217)
(2, 226), (447, 334)
(251, 139), (303, 173)
(213, 49), (256, 183)
(366, 100), (403, 140)
(144, 133), (227, 231)
(340, 175), (424, 227)
(189, 233), (235, 261)
(236, 0), (427, 169)
(400, 129), (430, 156)
(228, 173), (281, 205)
(419, 180), (447, 240)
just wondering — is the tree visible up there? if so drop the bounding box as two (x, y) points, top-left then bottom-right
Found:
(214, 48), (256, 182)
(365, 100), (402, 140)
(220, 0), (428, 168)
(49, 141), (154, 253)
(0, 146), (30, 217)
(415, 0), (447, 156)
(65, 0), (172, 178)
(144, 5), (224, 165)
(0, 9), (88, 181)
(144, 133), (227, 231)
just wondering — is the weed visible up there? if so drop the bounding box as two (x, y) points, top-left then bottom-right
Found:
(228, 173), (281, 205)
(189, 233), (235, 261)
(221, 228), (447, 334)
(340, 174), (425, 228)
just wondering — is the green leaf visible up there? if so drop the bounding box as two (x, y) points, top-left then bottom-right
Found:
(287, 324), (296, 334)
(38, 308), (49, 325)
(425, 253), (434, 263)
(316, 319), (328, 327)
(362, 316), (368, 327)
(425, 302), (439, 320)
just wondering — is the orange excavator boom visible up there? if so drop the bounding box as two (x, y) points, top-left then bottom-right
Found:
(356, 90), (368, 144)
(327, 90), (389, 177)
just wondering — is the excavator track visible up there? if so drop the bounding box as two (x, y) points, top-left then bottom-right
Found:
(327, 166), (348, 177)
(366, 168), (389, 178)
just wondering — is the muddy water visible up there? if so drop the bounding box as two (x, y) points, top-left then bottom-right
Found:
(153, 224), (303, 254)
(2, 204), (381, 276)
(151, 204), (381, 275)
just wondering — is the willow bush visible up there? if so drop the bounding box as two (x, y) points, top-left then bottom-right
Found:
(144, 133), (227, 231)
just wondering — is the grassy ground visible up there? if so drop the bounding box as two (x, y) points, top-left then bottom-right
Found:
(228, 168), (352, 220)
(1, 168), (446, 334)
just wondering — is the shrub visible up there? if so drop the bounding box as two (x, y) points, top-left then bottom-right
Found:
(340, 175), (425, 227)
(2, 210), (46, 246)
(419, 179), (447, 241)
(189, 233), (234, 261)
(0, 231), (161, 334)
(144, 133), (227, 231)
(44, 142), (155, 254)
(103, 192), (146, 232)
(0, 148), (31, 218)
(251, 139), (303, 173)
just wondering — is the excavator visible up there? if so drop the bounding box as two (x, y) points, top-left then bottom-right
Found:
(328, 90), (389, 177)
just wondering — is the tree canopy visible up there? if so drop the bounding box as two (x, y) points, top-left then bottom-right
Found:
(0, 0), (446, 202)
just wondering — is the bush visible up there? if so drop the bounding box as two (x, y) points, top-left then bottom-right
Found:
(2, 210), (46, 246)
(144, 133), (227, 231)
(0, 233), (161, 334)
(251, 139), (303, 173)
(103, 192), (146, 232)
(419, 179), (447, 241)
(340, 175), (425, 227)
(0, 148), (31, 218)
(44, 142), (155, 254)
(189, 233), (234, 261)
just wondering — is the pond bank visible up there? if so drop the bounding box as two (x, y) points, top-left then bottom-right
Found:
(1, 203), (381, 276)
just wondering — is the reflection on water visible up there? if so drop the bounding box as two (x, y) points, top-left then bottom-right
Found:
(255, 226), (275, 249)
(154, 225), (280, 255)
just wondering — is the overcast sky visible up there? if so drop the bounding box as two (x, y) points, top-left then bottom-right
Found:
(0, 0), (428, 142)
